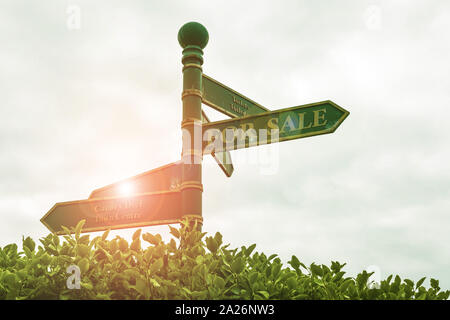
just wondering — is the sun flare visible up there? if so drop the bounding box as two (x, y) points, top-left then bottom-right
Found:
(117, 182), (134, 197)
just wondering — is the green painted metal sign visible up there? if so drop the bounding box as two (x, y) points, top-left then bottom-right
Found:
(41, 191), (182, 235)
(89, 162), (181, 199)
(202, 100), (349, 154)
(202, 74), (269, 117)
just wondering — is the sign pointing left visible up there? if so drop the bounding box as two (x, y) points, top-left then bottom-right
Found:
(41, 191), (182, 235)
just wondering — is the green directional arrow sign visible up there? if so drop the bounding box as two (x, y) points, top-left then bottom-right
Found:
(202, 100), (349, 154)
(41, 191), (182, 235)
(89, 162), (181, 199)
(202, 74), (269, 117)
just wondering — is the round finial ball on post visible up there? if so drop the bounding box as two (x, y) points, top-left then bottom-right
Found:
(178, 22), (209, 49)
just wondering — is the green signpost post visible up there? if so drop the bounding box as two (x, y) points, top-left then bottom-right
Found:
(41, 22), (350, 235)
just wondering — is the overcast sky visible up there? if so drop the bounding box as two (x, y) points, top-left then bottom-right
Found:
(1, 0), (449, 289)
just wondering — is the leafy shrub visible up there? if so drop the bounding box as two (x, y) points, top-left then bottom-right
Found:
(0, 219), (448, 300)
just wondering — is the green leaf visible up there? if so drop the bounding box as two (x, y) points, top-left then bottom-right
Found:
(169, 225), (180, 239)
(40, 252), (52, 265)
(3, 272), (18, 288)
(144, 248), (153, 262)
(78, 235), (90, 245)
(256, 290), (270, 299)
(23, 246), (32, 259)
(132, 229), (142, 241)
(78, 258), (89, 273)
(96, 293), (112, 300)
(334, 271), (346, 282)
(119, 238), (129, 252)
(416, 277), (426, 288)
(294, 293), (309, 300)
(195, 255), (204, 264)
(150, 258), (164, 274)
(4, 243), (18, 256)
(142, 233), (160, 246)
(310, 263), (323, 277)
(231, 257), (245, 274)
(404, 279), (414, 287)
(314, 278), (325, 287)
(340, 279), (353, 292)
(76, 244), (90, 258)
(245, 244), (256, 256)
(22, 236), (36, 252)
(61, 226), (73, 236)
(150, 278), (160, 288)
(113, 251), (121, 261)
(169, 238), (177, 251)
(214, 276), (226, 289)
(206, 237), (218, 254)
(81, 282), (93, 290)
(417, 293), (427, 300)
(130, 238), (141, 252)
(271, 263), (282, 279)
(101, 229), (110, 241)
(331, 261), (345, 273)
(214, 232), (223, 247)
(182, 287), (192, 297)
(430, 278), (439, 290)
(289, 255), (300, 270)
(386, 275), (393, 284)
(268, 254), (278, 261)
(249, 272), (258, 284)
(74, 219), (86, 239)
(287, 277), (297, 290)
(135, 278), (147, 296)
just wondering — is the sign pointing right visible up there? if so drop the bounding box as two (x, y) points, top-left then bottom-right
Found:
(202, 74), (269, 117)
(202, 100), (349, 154)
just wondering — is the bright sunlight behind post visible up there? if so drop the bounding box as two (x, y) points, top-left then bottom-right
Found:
(117, 182), (135, 197)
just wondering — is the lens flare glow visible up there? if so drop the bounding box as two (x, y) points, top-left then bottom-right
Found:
(117, 182), (134, 197)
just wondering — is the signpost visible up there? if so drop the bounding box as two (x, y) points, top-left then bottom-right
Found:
(41, 191), (182, 235)
(202, 100), (349, 154)
(41, 22), (350, 235)
(202, 74), (269, 117)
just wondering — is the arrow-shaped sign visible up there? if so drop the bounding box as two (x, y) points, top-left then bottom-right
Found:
(89, 161), (181, 199)
(41, 191), (182, 235)
(202, 100), (349, 154)
(202, 74), (269, 118)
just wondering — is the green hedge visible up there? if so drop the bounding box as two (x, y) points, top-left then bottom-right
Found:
(0, 219), (448, 300)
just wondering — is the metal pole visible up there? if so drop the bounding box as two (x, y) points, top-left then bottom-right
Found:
(178, 22), (208, 232)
